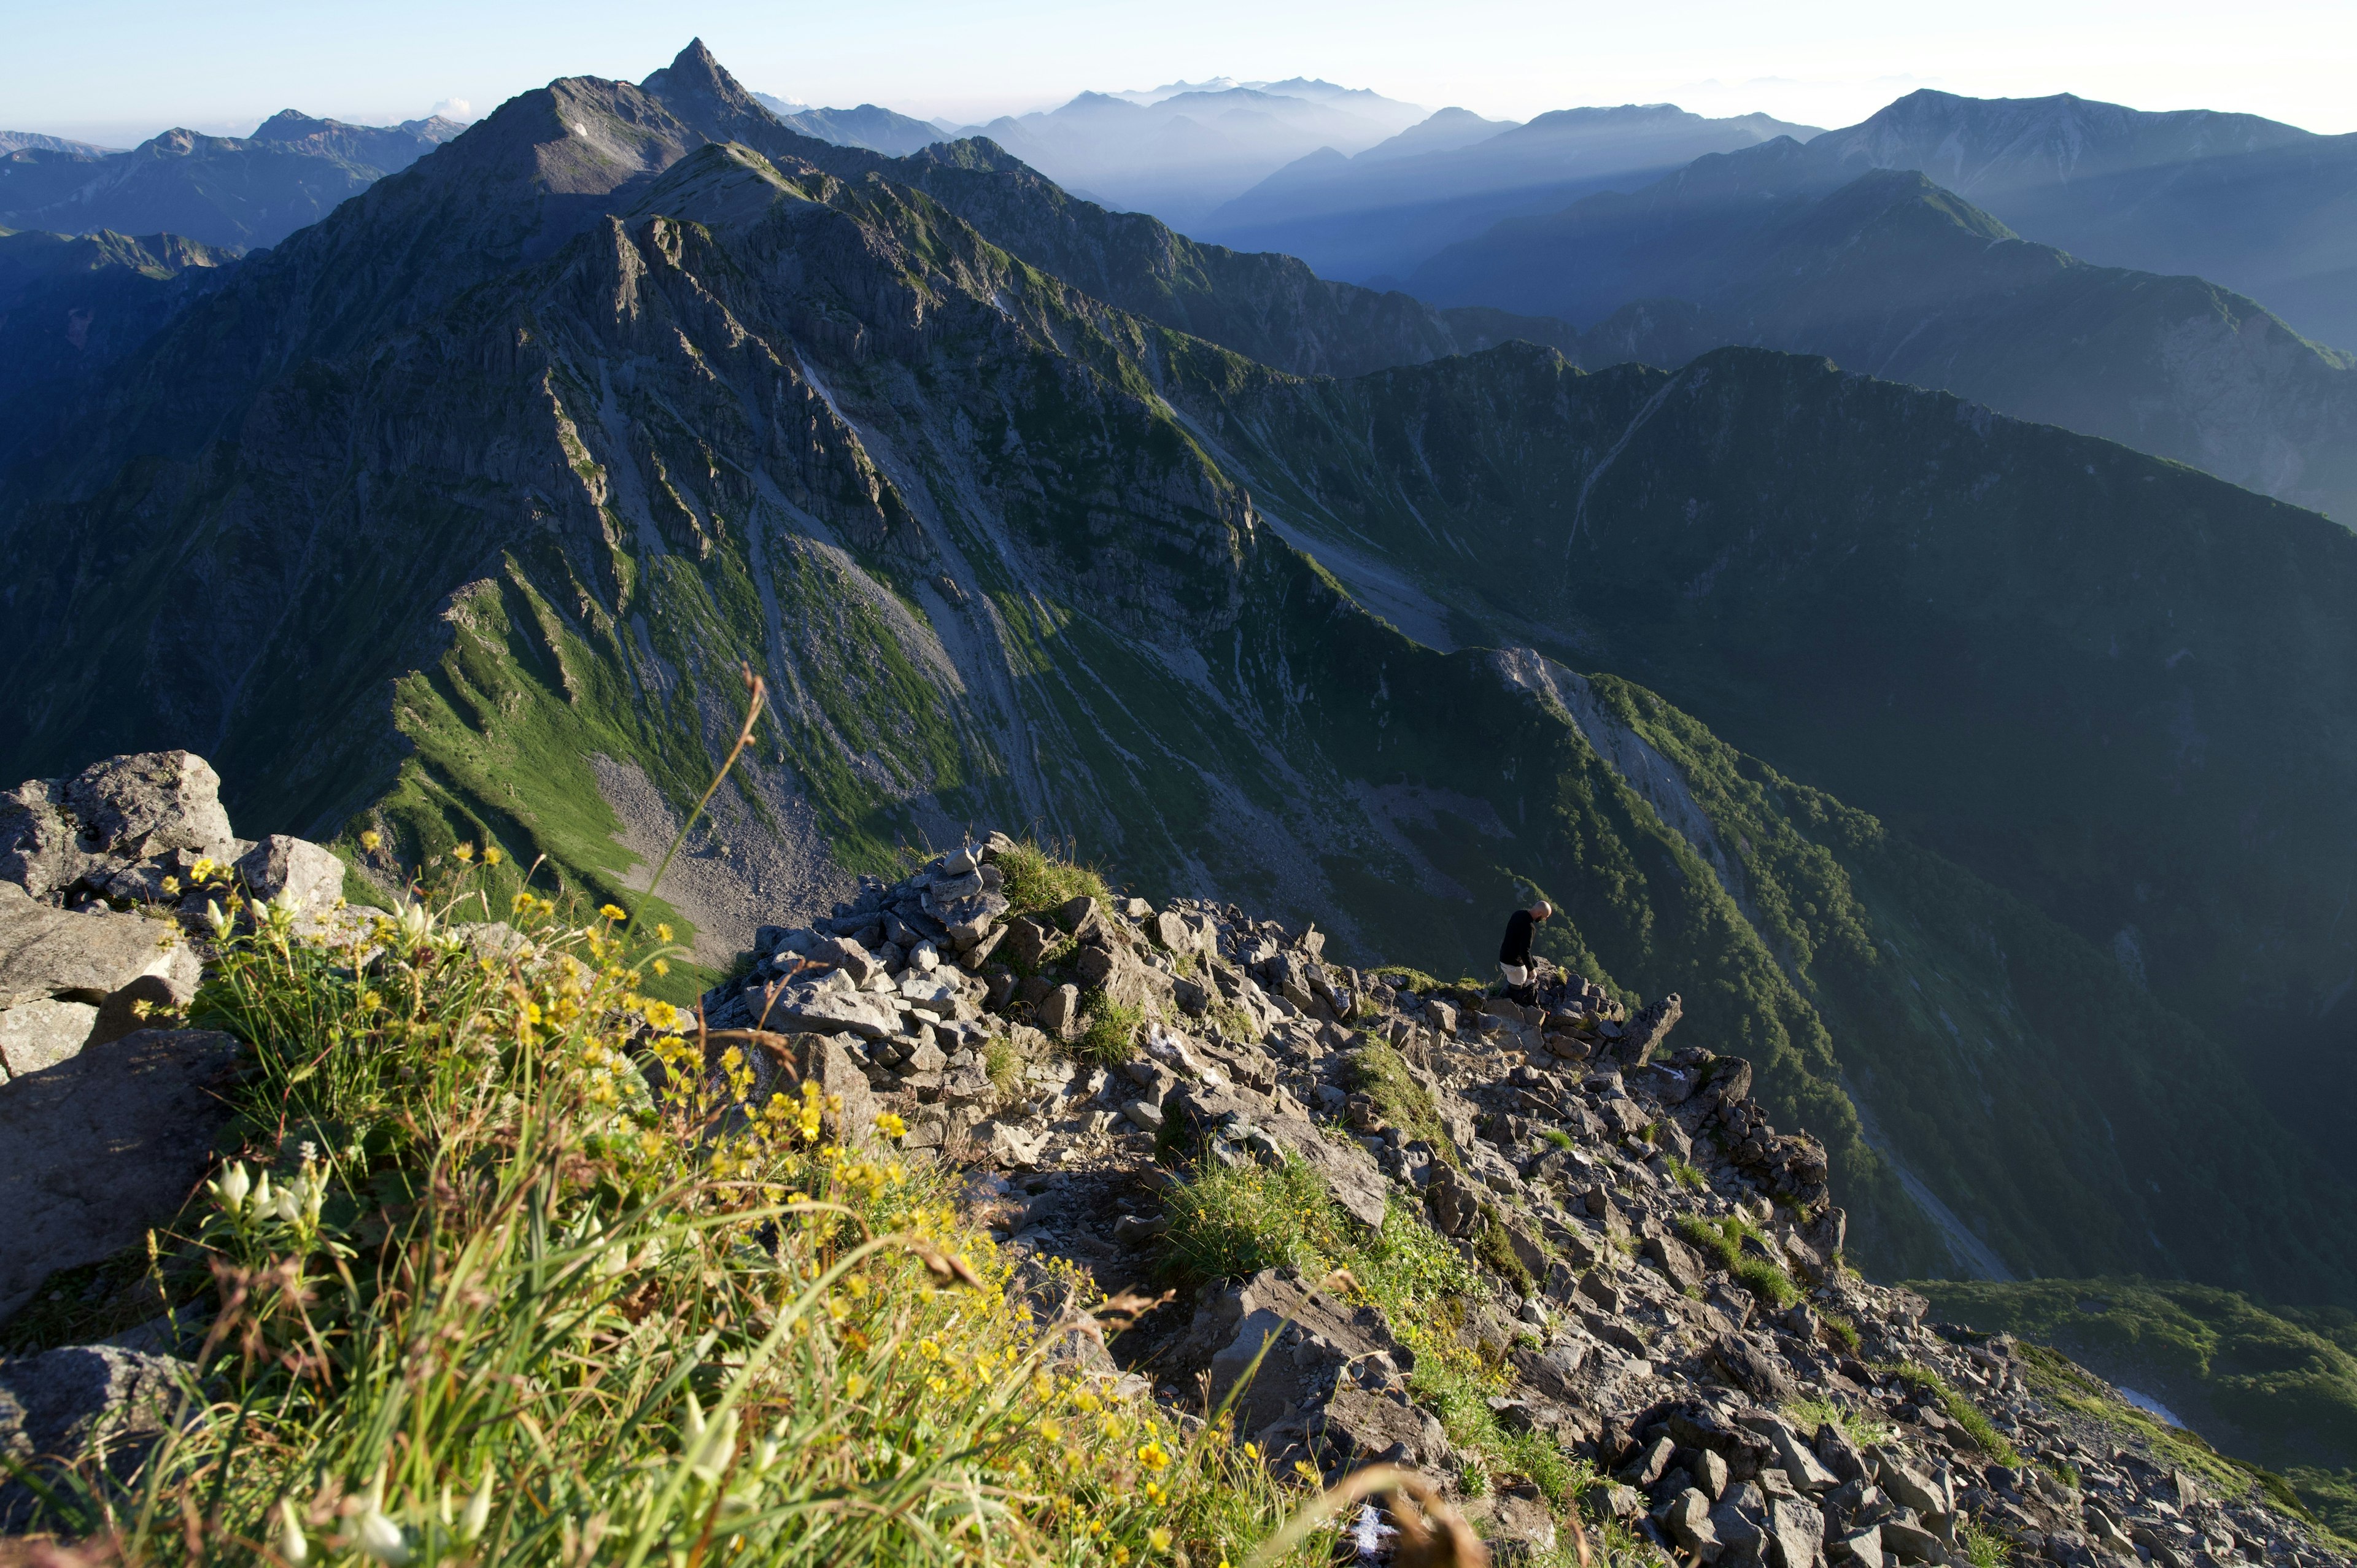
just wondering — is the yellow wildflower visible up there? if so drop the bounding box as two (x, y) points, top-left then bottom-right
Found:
(482, 846), (504, 866)
(358, 830), (382, 853)
(452, 843), (474, 862)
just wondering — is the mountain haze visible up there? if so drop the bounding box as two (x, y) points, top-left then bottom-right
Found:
(1202, 102), (1818, 283)
(1411, 143), (2357, 522)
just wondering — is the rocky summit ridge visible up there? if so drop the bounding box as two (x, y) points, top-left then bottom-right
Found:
(672, 834), (2350, 1568)
(0, 749), (2342, 1564)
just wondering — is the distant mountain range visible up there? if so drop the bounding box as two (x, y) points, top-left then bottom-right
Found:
(12, 41), (2357, 1316)
(750, 92), (945, 156)
(0, 109), (462, 250)
(1198, 103), (1819, 282)
(946, 80), (1429, 230)
(0, 227), (238, 422)
(1802, 90), (2357, 353)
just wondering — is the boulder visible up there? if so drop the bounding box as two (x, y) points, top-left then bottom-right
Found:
(0, 997), (100, 1079)
(1709, 1334), (1797, 1404)
(0, 1344), (192, 1528)
(0, 884), (199, 1010)
(233, 834), (347, 910)
(1644, 1230), (1706, 1295)
(808, 935), (878, 984)
(1615, 992), (1682, 1066)
(1765, 1494), (1825, 1568)
(1037, 983), (1080, 1037)
(0, 1028), (243, 1321)
(1662, 1487), (1724, 1562)
(772, 1033), (878, 1146)
(61, 752), (237, 865)
(766, 990), (897, 1040)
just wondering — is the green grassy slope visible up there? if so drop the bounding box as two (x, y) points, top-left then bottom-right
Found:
(1921, 1277), (2357, 1537)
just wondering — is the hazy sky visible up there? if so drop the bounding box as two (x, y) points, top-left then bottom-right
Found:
(8, 0), (2354, 146)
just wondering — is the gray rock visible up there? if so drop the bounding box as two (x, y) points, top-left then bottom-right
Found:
(1121, 1098), (1164, 1132)
(1829, 1525), (1882, 1564)
(1765, 1494), (1824, 1568)
(0, 1027), (242, 1321)
(60, 753), (236, 867)
(0, 1344), (192, 1527)
(0, 779), (85, 899)
(1663, 1487), (1724, 1562)
(0, 997), (100, 1079)
(1709, 1334), (1797, 1404)
(233, 834), (347, 910)
(766, 989), (897, 1040)
(1038, 983), (1080, 1037)
(1879, 1520), (1944, 1563)
(809, 935), (877, 984)
(0, 882), (200, 1010)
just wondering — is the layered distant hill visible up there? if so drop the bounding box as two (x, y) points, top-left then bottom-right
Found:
(15, 41), (2357, 1315)
(1804, 90), (2357, 353)
(0, 109), (462, 251)
(1408, 129), (2357, 523)
(1198, 102), (1819, 282)
(0, 226), (239, 427)
(751, 92), (945, 156)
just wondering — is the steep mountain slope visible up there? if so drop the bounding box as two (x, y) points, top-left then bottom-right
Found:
(1806, 90), (2357, 352)
(0, 226), (239, 425)
(1201, 103), (1817, 284)
(1919, 1276), (2357, 1536)
(1409, 154), (2357, 521)
(1208, 343), (2357, 1223)
(7, 47), (2357, 1313)
(0, 112), (459, 250)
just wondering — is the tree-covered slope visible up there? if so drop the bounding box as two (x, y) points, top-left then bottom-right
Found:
(1208, 342), (2357, 1279)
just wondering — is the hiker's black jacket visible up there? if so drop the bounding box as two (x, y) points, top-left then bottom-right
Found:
(1499, 910), (1536, 968)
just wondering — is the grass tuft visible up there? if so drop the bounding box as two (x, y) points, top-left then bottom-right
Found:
(993, 838), (1112, 919)
(1677, 1213), (1803, 1310)
(1162, 1157), (1347, 1286)
(1074, 994), (1145, 1067)
(1883, 1362), (2022, 1464)
(1339, 1042), (1458, 1166)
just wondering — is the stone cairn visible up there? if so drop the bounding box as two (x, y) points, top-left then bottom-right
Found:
(700, 834), (2346, 1568)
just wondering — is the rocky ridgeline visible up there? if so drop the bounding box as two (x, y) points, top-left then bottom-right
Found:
(705, 839), (2347, 1568)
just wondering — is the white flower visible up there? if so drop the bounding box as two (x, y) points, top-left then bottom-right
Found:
(204, 899), (231, 937)
(395, 901), (432, 946)
(459, 1467), (494, 1543)
(276, 1498), (308, 1564)
(354, 1508), (409, 1564)
(681, 1391), (738, 1485)
(208, 1161), (252, 1219)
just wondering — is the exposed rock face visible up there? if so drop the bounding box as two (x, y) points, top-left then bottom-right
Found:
(0, 1028), (244, 1321)
(0, 1344), (192, 1527)
(0, 751), (347, 1084)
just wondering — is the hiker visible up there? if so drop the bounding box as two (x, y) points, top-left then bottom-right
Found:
(1498, 900), (1551, 1005)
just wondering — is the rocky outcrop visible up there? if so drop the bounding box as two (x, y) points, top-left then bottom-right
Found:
(0, 751), (349, 1083)
(0, 749), (356, 1319)
(707, 849), (2345, 1567)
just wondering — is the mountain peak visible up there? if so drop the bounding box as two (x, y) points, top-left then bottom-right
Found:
(640, 37), (764, 120)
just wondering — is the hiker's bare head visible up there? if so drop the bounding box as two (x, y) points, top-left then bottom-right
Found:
(1531, 902), (1554, 921)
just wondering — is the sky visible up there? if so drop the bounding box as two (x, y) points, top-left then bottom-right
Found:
(7, 0), (2355, 147)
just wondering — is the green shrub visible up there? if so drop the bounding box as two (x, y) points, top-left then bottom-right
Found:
(1676, 1213), (1802, 1310)
(1540, 1127), (1576, 1151)
(983, 1033), (1026, 1099)
(1163, 1156), (1346, 1285)
(1785, 1396), (1894, 1451)
(1823, 1310), (1863, 1354)
(1884, 1362), (2022, 1465)
(1477, 1217), (1536, 1296)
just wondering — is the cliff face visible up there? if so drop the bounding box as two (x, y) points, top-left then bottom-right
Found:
(6, 45), (2357, 1304)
